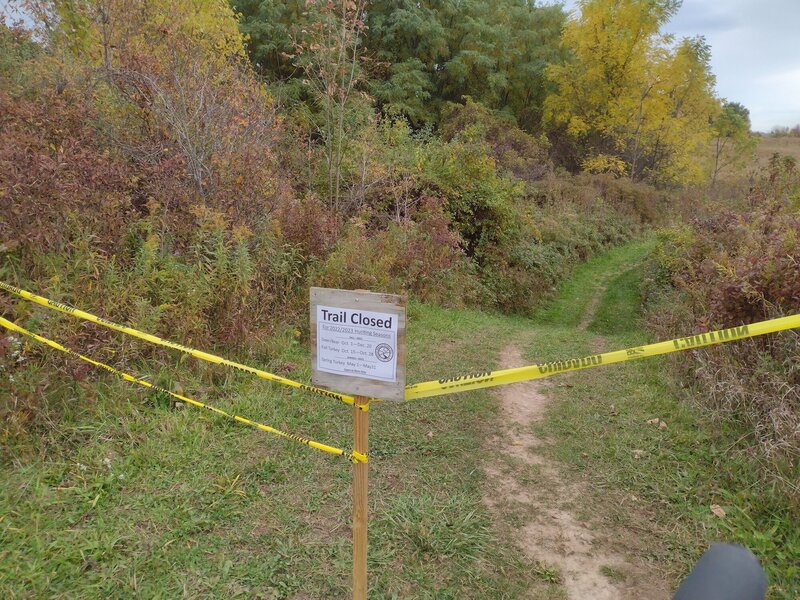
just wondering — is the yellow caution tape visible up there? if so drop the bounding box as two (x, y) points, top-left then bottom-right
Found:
(0, 282), (363, 410)
(6, 281), (798, 407)
(0, 316), (366, 463)
(405, 314), (800, 400)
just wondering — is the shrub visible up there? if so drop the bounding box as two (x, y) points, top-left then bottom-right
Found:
(420, 130), (524, 258)
(439, 98), (553, 182)
(646, 162), (800, 481)
(314, 199), (481, 307)
(530, 173), (668, 225)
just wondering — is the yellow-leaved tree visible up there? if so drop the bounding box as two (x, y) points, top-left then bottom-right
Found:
(37, 0), (245, 65)
(545, 0), (719, 184)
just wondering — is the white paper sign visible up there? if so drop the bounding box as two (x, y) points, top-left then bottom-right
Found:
(316, 305), (398, 382)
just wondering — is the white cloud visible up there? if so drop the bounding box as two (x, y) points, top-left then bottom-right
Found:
(667, 0), (800, 130)
(549, 0), (800, 131)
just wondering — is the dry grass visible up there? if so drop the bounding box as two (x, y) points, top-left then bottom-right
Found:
(693, 332), (800, 466)
(754, 135), (800, 168)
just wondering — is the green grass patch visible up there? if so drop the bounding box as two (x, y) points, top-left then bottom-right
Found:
(535, 236), (654, 328)
(588, 263), (646, 336)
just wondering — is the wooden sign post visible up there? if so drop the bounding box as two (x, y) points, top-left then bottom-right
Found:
(310, 288), (406, 600)
(352, 394), (369, 600)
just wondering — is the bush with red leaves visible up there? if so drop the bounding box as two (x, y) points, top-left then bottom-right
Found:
(647, 159), (800, 471)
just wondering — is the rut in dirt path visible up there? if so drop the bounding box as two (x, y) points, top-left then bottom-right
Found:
(577, 283), (608, 331)
(483, 261), (670, 599)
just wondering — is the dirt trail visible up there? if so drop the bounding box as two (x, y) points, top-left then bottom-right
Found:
(577, 283), (607, 331)
(484, 285), (670, 599)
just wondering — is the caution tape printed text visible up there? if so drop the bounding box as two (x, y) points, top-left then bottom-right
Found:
(405, 313), (800, 400)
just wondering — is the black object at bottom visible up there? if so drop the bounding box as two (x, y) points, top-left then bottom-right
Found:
(672, 543), (767, 600)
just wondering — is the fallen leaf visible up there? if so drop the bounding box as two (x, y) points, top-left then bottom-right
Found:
(646, 418), (660, 426)
(710, 504), (726, 518)
(72, 363), (92, 381)
(659, 420), (668, 429)
(633, 449), (646, 459)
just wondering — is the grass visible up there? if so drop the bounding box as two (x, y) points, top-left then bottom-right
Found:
(600, 565), (627, 583)
(2, 236), (798, 598)
(527, 242), (799, 600)
(755, 135), (800, 168)
(0, 299), (558, 598)
(535, 237), (655, 328)
(587, 261), (645, 336)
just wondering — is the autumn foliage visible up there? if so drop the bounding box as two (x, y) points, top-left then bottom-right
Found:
(0, 1), (663, 359)
(648, 158), (800, 466)
(0, 0), (771, 441)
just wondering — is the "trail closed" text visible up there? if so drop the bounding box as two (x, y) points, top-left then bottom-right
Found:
(319, 309), (394, 330)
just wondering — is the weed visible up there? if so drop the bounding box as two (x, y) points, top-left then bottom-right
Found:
(600, 565), (628, 583)
(533, 560), (563, 584)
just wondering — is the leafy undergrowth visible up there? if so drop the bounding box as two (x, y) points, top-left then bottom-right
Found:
(645, 161), (800, 481)
(530, 242), (799, 599)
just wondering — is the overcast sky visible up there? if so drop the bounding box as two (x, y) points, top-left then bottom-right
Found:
(3, 0), (798, 131)
(554, 0), (800, 132)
